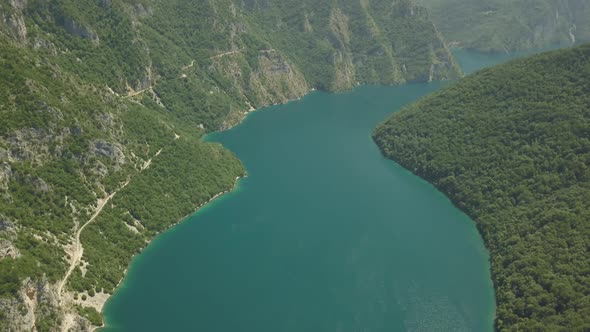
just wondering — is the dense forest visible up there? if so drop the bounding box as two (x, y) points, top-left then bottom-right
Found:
(374, 44), (590, 330)
(420, 0), (590, 52)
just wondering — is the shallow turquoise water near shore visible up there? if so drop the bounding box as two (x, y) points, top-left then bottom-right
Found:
(101, 51), (523, 331)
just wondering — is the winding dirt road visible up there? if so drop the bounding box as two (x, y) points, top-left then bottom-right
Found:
(58, 147), (164, 303)
(209, 49), (244, 59)
(57, 181), (128, 303)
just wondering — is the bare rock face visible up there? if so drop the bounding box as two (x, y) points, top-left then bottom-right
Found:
(210, 47), (309, 131)
(92, 140), (121, 159)
(8, 128), (53, 163)
(0, 161), (12, 191)
(66, 314), (93, 332)
(0, 217), (18, 270)
(0, 238), (20, 259)
(331, 50), (356, 91)
(0, 277), (45, 332)
(0, 215), (18, 252)
(6, 12), (27, 40)
(0, 0), (28, 41)
(33, 278), (62, 329)
(32, 37), (58, 55)
(132, 3), (153, 18)
(0, 294), (36, 331)
(0, 215), (16, 234)
(63, 18), (99, 43)
(0, 272), (77, 332)
(98, 113), (115, 129)
(254, 49), (309, 102)
(1, 277), (64, 332)
(92, 140), (126, 165)
(9, 0), (27, 11)
(91, 160), (109, 178)
(259, 49), (292, 75)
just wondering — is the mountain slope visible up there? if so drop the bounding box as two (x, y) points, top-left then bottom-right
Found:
(374, 44), (590, 330)
(420, 0), (590, 52)
(0, 0), (460, 330)
(0, 17), (246, 331)
(242, 0), (461, 89)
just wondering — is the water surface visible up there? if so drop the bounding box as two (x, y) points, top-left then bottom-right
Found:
(102, 50), (527, 331)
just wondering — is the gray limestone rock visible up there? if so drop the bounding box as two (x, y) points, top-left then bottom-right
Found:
(63, 18), (99, 43)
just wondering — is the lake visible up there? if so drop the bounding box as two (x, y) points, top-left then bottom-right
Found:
(102, 50), (524, 331)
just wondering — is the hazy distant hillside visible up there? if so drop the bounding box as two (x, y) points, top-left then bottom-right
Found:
(375, 44), (590, 330)
(0, 0), (459, 330)
(421, 0), (590, 52)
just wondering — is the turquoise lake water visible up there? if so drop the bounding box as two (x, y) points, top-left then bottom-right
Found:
(102, 50), (525, 331)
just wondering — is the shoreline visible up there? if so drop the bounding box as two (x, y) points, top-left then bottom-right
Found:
(90, 82), (400, 329)
(92, 85), (324, 331)
(89, 88), (320, 331)
(88, 82), (424, 330)
(210, 88), (318, 135)
(96, 80), (500, 332)
(90, 175), (245, 331)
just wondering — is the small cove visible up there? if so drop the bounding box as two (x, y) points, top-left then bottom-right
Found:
(102, 50), (527, 331)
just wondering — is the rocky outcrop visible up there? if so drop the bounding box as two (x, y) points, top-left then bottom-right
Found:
(1, 0), (28, 41)
(0, 160), (12, 190)
(255, 49), (309, 101)
(0, 276), (63, 332)
(63, 18), (99, 43)
(331, 50), (357, 90)
(131, 3), (153, 18)
(0, 294), (36, 331)
(91, 140), (126, 166)
(211, 48), (310, 129)
(0, 215), (19, 260)
(9, 0), (27, 11)
(327, 9), (357, 90)
(8, 128), (57, 163)
(5, 11), (27, 41)
(32, 37), (58, 54)
(0, 238), (20, 259)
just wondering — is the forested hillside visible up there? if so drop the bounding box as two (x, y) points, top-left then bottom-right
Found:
(374, 44), (590, 330)
(420, 0), (590, 52)
(0, 0), (459, 330)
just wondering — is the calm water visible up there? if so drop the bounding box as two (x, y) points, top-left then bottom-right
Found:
(102, 51), (523, 331)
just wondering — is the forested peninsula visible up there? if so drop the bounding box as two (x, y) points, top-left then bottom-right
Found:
(374, 44), (590, 330)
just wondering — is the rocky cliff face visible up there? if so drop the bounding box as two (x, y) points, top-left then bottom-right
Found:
(0, 0), (459, 330)
(243, 0), (460, 90)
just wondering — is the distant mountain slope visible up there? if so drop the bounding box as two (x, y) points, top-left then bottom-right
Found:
(242, 0), (461, 89)
(420, 0), (590, 52)
(0, 0), (459, 330)
(374, 44), (590, 330)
